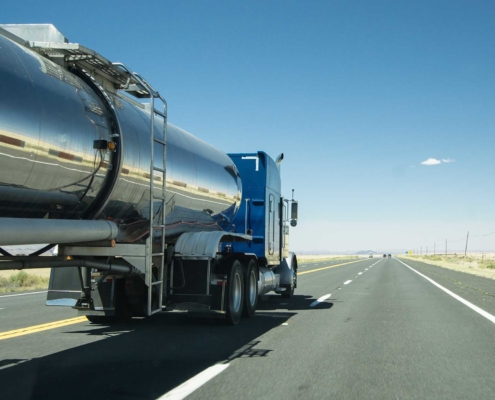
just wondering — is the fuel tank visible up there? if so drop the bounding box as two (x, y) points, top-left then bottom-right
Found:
(0, 33), (241, 242)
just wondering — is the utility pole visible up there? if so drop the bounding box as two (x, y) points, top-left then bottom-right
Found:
(445, 239), (447, 256)
(464, 231), (469, 257)
(421, 246), (422, 255)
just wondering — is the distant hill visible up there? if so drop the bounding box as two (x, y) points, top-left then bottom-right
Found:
(356, 250), (376, 255)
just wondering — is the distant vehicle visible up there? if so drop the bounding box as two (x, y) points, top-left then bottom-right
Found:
(383, 254), (386, 258)
(388, 254), (391, 258)
(369, 253), (373, 258)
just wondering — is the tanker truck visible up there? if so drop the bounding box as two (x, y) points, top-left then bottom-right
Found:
(0, 24), (299, 325)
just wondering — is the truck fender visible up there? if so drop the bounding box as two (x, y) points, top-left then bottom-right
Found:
(175, 231), (252, 258)
(275, 252), (298, 287)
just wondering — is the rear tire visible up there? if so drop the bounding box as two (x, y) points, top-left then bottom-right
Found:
(242, 260), (258, 318)
(225, 260), (244, 325)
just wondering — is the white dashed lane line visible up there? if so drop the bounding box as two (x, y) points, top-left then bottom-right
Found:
(341, 259), (382, 287)
(310, 294), (332, 307)
(157, 364), (230, 400)
(155, 258), (378, 400)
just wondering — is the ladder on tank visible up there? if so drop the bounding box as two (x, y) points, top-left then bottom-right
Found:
(112, 63), (168, 316)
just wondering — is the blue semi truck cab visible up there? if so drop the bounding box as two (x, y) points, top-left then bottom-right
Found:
(223, 151), (297, 266)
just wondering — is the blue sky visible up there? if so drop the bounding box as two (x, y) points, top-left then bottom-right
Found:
(3, 1), (494, 252)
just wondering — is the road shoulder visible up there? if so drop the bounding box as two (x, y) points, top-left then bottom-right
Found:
(397, 257), (495, 316)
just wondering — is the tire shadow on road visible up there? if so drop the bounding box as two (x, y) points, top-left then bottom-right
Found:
(0, 310), (295, 400)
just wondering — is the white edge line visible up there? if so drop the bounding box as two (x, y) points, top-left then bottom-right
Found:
(396, 258), (495, 325)
(0, 290), (48, 298)
(344, 280), (352, 285)
(310, 294), (331, 307)
(157, 363), (230, 400)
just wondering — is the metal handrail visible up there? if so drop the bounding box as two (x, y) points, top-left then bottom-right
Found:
(112, 62), (168, 316)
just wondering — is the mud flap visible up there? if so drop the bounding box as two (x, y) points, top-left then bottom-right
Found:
(46, 267), (81, 307)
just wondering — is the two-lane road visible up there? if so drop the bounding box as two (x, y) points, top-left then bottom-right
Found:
(1, 257), (495, 399)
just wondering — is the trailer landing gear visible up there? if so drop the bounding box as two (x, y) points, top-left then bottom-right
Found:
(82, 278), (133, 323)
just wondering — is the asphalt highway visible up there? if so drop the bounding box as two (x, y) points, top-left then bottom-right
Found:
(1, 257), (495, 399)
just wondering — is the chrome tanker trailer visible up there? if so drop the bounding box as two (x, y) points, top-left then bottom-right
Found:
(0, 24), (298, 325)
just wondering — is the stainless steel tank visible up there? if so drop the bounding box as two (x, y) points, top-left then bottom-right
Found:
(0, 33), (241, 242)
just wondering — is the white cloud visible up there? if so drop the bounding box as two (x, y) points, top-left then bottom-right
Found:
(442, 158), (455, 163)
(421, 158), (442, 166)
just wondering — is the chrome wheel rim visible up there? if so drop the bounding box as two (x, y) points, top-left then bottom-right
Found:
(249, 269), (257, 306)
(233, 272), (242, 313)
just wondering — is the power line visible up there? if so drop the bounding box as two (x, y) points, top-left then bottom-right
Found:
(411, 230), (495, 255)
(471, 231), (495, 238)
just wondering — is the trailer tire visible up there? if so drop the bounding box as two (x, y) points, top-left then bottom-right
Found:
(225, 260), (244, 325)
(242, 260), (258, 318)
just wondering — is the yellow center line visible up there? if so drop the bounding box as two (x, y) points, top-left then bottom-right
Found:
(0, 259), (369, 340)
(0, 316), (87, 341)
(299, 258), (368, 275)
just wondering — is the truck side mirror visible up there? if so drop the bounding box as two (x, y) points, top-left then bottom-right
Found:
(290, 201), (298, 227)
(291, 201), (298, 219)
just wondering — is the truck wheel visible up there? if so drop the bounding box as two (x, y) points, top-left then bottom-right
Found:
(242, 260), (258, 318)
(225, 260), (244, 325)
(282, 268), (297, 298)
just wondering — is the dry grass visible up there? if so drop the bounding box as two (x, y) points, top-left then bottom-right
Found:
(401, 253), (495, 280)
(0, 268), (51, 278)
(0, 270), (49, 293)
